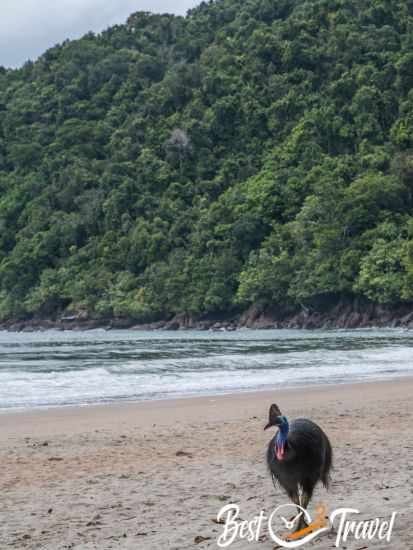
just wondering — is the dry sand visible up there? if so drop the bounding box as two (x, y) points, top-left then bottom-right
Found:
(1, 378), (412, 549)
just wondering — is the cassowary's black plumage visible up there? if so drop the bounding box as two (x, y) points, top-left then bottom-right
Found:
(265, 404), (332, 531)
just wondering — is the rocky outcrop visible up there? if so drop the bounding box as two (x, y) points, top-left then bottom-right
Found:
(1, 301), (413, 332)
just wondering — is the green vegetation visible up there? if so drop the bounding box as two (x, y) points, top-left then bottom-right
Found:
(0, 0), (413, 323)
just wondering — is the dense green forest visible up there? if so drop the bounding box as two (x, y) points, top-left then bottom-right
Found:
(0, 0), (413, 325)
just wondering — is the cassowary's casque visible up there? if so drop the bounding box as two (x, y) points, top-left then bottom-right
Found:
(264, 404), (332, 531)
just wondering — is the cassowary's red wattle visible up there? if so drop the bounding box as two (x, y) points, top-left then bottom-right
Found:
(276, 441), (285, 461)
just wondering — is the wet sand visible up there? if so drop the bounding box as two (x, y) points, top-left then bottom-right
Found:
(1, 378), (412, 549)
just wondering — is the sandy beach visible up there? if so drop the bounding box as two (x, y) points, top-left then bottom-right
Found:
(1, 378), (412, 549)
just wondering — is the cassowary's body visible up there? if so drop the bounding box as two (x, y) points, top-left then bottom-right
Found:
(265, 405), (332, 531)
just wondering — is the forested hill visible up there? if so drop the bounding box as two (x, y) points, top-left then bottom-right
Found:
(1, 0), (413, 328)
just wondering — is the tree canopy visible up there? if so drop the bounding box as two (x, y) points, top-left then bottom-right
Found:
(0, 0), (413, 323)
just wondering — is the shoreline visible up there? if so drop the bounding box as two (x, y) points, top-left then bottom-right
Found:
(1, 376), (411, 438)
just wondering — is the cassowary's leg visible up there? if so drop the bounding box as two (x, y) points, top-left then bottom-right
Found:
(286, 490), (304, 532)
(295, 481), (315, 531)
(300, 488), (313, 510)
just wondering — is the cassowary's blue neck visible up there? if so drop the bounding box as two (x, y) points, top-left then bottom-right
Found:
(275, 417), (290, 460)
(276, 417), (289, 446)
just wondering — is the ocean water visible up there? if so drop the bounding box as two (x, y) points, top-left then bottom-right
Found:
(0, 328), (412, 411)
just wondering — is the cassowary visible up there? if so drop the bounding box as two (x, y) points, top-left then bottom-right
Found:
(264, 404), (332, 531)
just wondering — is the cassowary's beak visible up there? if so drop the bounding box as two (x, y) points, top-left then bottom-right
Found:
(264, 416), (282, 431)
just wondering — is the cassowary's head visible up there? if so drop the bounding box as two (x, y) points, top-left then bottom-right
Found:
(264, 403), (286, 431)
(264, 404), (290, 461)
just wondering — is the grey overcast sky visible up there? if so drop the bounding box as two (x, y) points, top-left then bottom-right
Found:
(0, 0), (200, 68)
